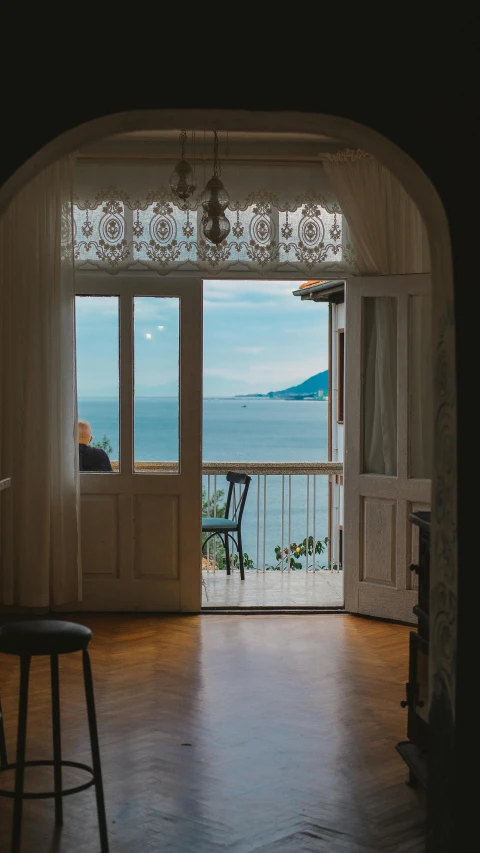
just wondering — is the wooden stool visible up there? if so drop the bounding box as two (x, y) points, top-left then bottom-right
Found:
(0, 620), (108, 853)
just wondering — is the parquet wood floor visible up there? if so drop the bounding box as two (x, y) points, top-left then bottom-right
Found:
(0, 614), (425, 852)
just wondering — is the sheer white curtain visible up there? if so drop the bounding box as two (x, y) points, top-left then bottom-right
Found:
(363, 298), (398, 475)
(324, 150), (431, 476)
(0, 158), (81, 607)
(323, 150), (430, 276)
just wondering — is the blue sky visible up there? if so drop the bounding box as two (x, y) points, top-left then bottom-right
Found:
(75, 281), (328, 398)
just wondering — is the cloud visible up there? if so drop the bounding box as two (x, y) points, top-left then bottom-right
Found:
(76, 279), (329, 396)
(234, 345), (264, 355)
(203, 358), (328, 393)
(75, 296), (119, 318)
(134, 297), (178, 321)
(203, 279), (303, 303)
(203, 299), (271, 311)
(203, 297), (314, 313)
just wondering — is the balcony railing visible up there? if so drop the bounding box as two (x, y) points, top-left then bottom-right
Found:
(109, 460), (343, 573)
(202, 462), (342, 573)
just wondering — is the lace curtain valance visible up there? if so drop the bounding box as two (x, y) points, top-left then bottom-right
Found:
(73, 161), (357, 277)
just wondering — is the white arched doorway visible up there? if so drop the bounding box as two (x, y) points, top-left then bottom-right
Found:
(0, 110), (456, 848)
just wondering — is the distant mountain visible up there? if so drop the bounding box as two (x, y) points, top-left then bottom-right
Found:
(270, 370), (328, 397)
(236, 371), (328, 399)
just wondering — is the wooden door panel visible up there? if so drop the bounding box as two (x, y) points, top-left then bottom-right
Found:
(344, 274), (431, 620)
(361, 497), (396, 585)
(80, 494), (119, 579)
(133, 494), (179, 580)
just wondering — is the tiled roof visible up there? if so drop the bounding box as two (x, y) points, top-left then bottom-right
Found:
(298, 280), (328, 290)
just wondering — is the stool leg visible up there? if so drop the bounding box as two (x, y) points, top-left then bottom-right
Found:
(82, 650), (109, 853)
(12, 655), (31, 853)
(50, 655), (63, 825)
(0, 696), (8, 767)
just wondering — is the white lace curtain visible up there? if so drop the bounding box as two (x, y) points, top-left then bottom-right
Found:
(0, 158), (81, 607)
(73, 160), (357, 277)
(324, 150), (431, 477)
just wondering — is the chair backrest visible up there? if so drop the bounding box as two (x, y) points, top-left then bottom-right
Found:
(225, 471), (251, 525)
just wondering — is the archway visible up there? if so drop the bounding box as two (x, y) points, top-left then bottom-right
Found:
(0, 109), (456, 849)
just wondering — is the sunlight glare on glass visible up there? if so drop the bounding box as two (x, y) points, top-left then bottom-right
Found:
(145, 333), (152, 339)
(157, 325), (164, 330)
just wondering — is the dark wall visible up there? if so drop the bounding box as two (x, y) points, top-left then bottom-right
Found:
(0, 63), (474, 851)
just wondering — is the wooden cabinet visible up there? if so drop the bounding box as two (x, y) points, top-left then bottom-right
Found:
(396, 510), (430, 789)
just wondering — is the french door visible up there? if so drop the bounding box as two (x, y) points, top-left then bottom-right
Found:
(344, 274), (432, 622)
(64, 277), (203, 612)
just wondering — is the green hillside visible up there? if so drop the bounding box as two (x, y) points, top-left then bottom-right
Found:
(270, 370), (329, 397)
(236, 371), (328, 398)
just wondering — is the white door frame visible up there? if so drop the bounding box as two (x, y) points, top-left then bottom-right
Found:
(66, 276), (203, 612)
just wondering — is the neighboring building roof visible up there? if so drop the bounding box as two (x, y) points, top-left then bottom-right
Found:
(298, 279), (329, 290)
(292, 279), (345, 303)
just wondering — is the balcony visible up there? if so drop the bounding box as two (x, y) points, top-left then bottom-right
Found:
(201, 462), (343, 609)
(202, 568), (343, 609)
(111, 460), (343, 608)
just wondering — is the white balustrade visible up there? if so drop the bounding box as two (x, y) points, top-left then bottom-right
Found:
(201, 462), (342, 574)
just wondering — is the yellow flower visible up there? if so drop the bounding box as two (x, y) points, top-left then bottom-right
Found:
(296, 547), (301, 553)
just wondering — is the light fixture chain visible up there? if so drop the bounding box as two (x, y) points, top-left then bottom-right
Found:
(213, 130), (219, 177)
(180, 129), (187, 159)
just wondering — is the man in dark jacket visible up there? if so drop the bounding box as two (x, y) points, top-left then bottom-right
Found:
(78, 420), (113, 472)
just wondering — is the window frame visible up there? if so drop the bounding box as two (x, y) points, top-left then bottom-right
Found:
(337, 328), (345, 424)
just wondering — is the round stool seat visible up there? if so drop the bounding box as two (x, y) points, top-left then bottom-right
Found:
(0, 620), (92, 656)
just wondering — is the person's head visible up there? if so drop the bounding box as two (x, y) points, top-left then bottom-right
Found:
(78, 420), (92, 445)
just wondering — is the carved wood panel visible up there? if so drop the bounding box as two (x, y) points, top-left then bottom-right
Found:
(81, 494), (119, 578)
(134, 494), (179, 580)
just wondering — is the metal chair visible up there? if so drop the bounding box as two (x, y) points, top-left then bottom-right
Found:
(202, 471), (251, 580)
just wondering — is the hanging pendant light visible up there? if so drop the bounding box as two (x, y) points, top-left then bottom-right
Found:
(201, 131), (230, 245)
(169, 130), (196, 208)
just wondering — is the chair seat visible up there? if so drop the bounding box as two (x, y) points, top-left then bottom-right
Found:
(0, 620), (92, 656)
(202, 517), (239, 532)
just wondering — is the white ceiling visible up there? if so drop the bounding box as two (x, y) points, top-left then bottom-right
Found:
(114, 130), (339, 143)
(77, 128), (345, 162)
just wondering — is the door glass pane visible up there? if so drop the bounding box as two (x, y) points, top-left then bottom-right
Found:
(409, 294), (432, 478)
(362, 296), (397, 475)
(134, 297), (180, 473)
(75, 295), (119, 473)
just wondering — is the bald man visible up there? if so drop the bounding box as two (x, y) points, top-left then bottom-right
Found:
(78, 420), (113, 472)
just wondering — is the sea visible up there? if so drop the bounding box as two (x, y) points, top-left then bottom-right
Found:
(78, 396), (330, 570)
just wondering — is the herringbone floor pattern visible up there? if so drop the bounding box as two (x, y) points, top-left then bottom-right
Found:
(0, 615), (425, 852)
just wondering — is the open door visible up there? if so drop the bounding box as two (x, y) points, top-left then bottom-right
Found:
(344, 274), (431, 622)
(58, 278), (203, 613)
